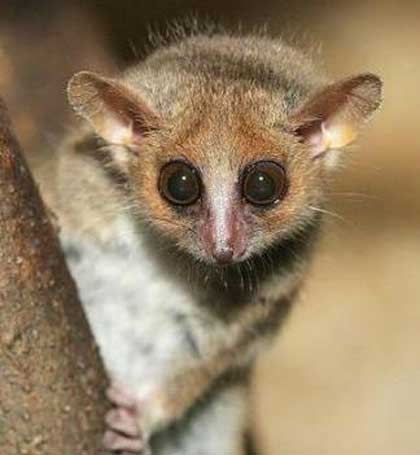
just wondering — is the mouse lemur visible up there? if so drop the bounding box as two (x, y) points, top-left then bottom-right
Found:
(40, 28), (382, 455)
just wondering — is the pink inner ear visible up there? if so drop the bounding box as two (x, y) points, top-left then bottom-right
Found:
(290, 73), (382, 159)
(68, 71), (162, 147)
(295, 117), (359, 158)
(306, 126), (327, 157)
(294, 120), (326, 158)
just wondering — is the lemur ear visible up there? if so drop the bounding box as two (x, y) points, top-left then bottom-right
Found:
(290, 73), (382, 158)
(67, 71), (160, 148)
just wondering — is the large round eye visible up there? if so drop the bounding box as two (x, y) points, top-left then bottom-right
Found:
(242, 161), (287, 206)
(159, 161), (201, 206)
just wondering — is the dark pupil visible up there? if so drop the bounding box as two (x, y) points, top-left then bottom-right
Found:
(243, 161), (286, 206)
(163, 162), (199, 205)
(246, 171), (276, 203)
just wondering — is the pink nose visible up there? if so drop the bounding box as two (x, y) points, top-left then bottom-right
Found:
(211, 245), (234, 264)
(198, 209), (246, 265)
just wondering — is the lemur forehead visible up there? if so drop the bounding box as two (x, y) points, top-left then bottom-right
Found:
(172, 86), (284, 135)
(167, 109), (292, 175)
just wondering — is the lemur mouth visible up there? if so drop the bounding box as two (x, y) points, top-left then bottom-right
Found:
(207, 247), (247, 266)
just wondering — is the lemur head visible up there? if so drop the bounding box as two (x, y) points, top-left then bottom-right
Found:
(67, 42), (381, 267)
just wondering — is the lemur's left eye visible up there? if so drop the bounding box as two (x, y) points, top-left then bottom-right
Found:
(159, 161), (201, 206)
(242, 161), (287, 206)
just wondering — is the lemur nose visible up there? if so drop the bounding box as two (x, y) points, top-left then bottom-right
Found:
(212, 246), (234, 264)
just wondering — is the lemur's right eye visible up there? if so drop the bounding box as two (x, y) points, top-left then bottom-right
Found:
(159, 161), (201, 206)
(242, 161), (287, 206)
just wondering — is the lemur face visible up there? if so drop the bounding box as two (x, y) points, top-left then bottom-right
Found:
(67, 56), (381, 266)
(131, 95), (323, 266)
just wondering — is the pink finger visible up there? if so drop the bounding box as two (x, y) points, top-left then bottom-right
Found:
(106, 384), (137, 408)
(103, 430), (144, 452)
(105, 408), (139, 436)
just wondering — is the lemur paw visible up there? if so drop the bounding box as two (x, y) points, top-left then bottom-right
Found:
(104, 383), (151, 455)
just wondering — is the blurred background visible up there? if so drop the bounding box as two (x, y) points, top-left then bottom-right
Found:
(1, 1), (419, 453)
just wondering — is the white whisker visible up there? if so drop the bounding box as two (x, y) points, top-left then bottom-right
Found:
(308, 205), (351, 226)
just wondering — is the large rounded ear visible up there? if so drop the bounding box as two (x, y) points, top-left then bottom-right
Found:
(290, 73), (383, 158)
(67, 71), (161, 148)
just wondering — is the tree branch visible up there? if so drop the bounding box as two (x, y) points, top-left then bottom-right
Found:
(0, 97), (109, 453)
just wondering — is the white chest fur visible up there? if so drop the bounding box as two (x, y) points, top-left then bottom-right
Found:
(60, 217), (260, 454)
(62, 219), (206, 389)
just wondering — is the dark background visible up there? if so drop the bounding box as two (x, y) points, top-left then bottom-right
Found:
(1, 1), (419, 452)
(1, 0), (355, 62)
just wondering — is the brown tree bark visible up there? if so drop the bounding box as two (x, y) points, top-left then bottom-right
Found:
(0, 97), (109, 453)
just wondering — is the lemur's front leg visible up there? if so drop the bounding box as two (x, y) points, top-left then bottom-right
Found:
(103, 353), (238, 454)
(103, 299), (287, 454)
